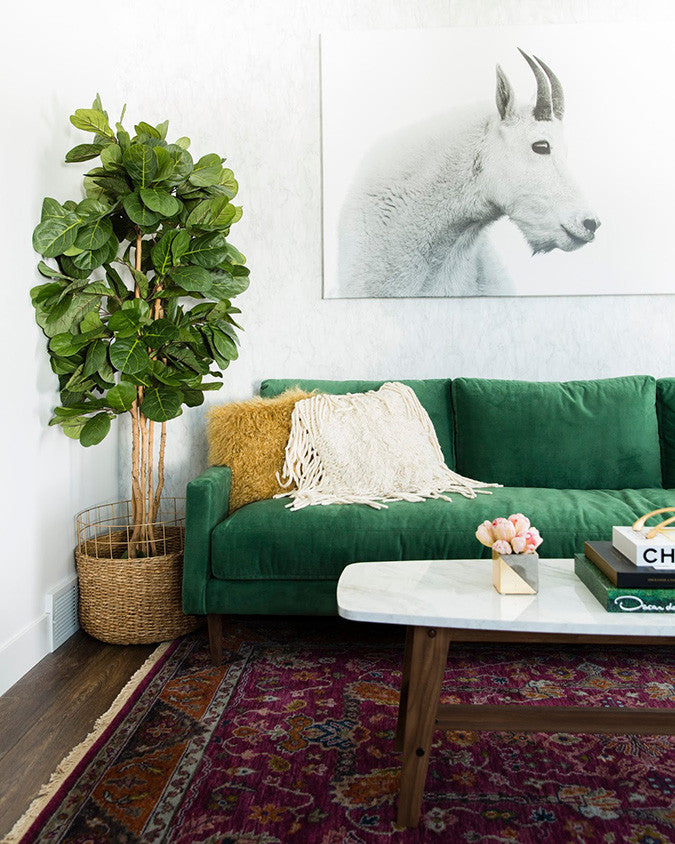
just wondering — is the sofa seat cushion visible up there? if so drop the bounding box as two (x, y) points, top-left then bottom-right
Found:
(452, 376), (662, 489)
(210, 487), (675, 581)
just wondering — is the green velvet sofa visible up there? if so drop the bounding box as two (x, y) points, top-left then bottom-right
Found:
(184, 375), (675, 655)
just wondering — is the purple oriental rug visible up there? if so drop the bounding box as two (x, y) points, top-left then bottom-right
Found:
(8, 617), (674, 843)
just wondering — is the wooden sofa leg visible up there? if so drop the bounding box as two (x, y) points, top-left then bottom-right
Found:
(207, 614), (224, 665)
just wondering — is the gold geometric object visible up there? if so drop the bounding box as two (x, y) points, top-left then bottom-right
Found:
(492, 550), (538, 594)
(631, 507), (675, 540)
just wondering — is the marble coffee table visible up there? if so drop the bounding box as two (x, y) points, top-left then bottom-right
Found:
(336, 558), (675, 828)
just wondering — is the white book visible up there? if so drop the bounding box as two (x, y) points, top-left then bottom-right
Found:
(612, 525), (675, 569)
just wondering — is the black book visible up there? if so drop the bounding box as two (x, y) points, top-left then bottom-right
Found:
(584, 541), (675, 588)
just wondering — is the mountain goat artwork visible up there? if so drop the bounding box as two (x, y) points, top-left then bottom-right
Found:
(336, 49), (600, 297)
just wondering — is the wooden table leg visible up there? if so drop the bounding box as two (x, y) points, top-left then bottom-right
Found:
(394, 626), (414, 752)
(396, 625), (450, 828)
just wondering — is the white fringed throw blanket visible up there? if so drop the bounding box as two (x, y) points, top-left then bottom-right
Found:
(277, 382), (499, 510)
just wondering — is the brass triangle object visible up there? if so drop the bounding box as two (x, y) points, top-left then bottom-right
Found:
(492, 556), (537, 595)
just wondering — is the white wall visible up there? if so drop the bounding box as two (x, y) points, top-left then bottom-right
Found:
(2, 0), (673, 690)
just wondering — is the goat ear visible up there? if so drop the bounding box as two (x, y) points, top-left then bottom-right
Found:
(496, 65), (515, 121)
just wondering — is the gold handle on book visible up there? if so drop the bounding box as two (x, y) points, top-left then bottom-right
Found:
(632, 507), (675, 539)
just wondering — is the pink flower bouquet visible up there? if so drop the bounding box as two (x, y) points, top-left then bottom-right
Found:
(476, 513), (543, 555)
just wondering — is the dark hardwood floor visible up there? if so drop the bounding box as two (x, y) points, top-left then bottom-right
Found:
(0, 631), (155, 839)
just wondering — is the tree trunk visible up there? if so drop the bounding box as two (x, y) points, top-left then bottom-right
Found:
(127, 230), (167, 558)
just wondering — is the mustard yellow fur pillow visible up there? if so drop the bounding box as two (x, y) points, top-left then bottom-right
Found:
(207, 387), (312, 513)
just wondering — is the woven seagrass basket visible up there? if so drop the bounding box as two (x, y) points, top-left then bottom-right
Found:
(75, 498), (201, 645)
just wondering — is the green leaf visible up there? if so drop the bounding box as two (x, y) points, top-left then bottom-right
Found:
(104, 264), (129, 299)
(175, 136), (191, 149)
(165, 344), (209, 373)
(65, 143), (103, 163)
(74, 218), (113, 251)
(105, 381), (137, 412)
(153, 146), (172, 182)
(31, 281), (64, 306)
(86, 173), (131, 200)
(188, 153), (222, 187)
(32, 214), (81, 258)
(210, 270), (250, 298)
(156, 120), (169, 140)
(100, 143), (123, 170)
(58, 255), (91, 280)
(135, 121), (161, 139)
(108, 299), (151, 334)
(37, 261), (72, 281)
(122, 192), (161, 227)
(61, 417), (87, 440)
(140, 187), (181, 216)
(151, 230), (178, 274)
(142, 317), (178, 348)
(131, 268), (149, 297)
(211, 326), (238, 360)
(182, 389), (205, 407)
(83, 340), (108, 376)
(72, 235), (118, 270)
(225, 243), (246, 265)
(140, 386), (183, 422)
(70, 108), (115, 140)
(79, 310), (105, 333)
(181, 233), (229, 268)
(219, 168), (238, 199)
(41, 198), (68, 222)
(171, 229), (190, 263)
(49, 333), (87, 357)
(76, 198), (110, 219)
(109, 336), (149, 374)
(162, 144), (193, 186)
(122, 144), (158, 187)
(92, 93), (107, 114)
(116, 125), (131, 153)
(80, 412), (111, 446)
(170, 265), (212, 293)
(186, 196), (232, 230)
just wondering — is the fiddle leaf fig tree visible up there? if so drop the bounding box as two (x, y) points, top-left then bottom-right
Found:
(31, 95), (249, 555)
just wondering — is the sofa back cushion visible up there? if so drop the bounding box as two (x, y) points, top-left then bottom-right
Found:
(657, 378), (675, 488)
(260, 379), (456, 467)
(452, 376), (662, 489)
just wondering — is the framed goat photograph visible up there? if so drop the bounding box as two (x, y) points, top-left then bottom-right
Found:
(321, 23), (675, 298)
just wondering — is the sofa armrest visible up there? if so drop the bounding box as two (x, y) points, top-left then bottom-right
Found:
(183, 466), (231, 614)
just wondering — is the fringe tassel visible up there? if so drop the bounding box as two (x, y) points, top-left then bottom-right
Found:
(3, 641), (171, 844)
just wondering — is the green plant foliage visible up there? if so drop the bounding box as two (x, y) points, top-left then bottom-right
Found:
(31, 95), (249, 446)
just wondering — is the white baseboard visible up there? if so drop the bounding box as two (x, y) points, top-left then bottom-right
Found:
(0, 614), (51, 696)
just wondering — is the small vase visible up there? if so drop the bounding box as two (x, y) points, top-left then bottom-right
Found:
(492, 549), (539, 595)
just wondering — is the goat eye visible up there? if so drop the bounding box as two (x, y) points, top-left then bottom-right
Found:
(532, 140), (551, 155)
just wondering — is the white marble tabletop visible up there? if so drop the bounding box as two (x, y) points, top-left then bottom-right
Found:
(336, 559), (675, 637)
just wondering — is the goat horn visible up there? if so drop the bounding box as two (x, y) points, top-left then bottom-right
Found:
(534, 55), (564, 120)
(518, 47), (551, 121)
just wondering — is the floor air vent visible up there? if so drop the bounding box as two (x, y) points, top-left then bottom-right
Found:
(46, 576), (79, 651)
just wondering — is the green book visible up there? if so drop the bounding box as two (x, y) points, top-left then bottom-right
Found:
(574, 554), (675, 613)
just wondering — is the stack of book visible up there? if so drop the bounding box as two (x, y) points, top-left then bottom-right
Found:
(574, 531), (675, 613)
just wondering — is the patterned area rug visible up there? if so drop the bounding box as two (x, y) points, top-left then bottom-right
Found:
(7, 618), (674, 843)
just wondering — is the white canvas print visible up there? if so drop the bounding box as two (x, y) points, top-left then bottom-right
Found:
(321, 24), (675, 298)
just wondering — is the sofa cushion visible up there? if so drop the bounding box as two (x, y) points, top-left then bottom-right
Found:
(452, 376), (662, 490)
(206, 387), (312, 513)
(210, 486), (675, 581)
(657, 378), (675, 488)
(260, 378), (455, 468)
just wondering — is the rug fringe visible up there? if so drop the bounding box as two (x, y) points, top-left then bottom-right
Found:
(2, 640), (172, 844)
